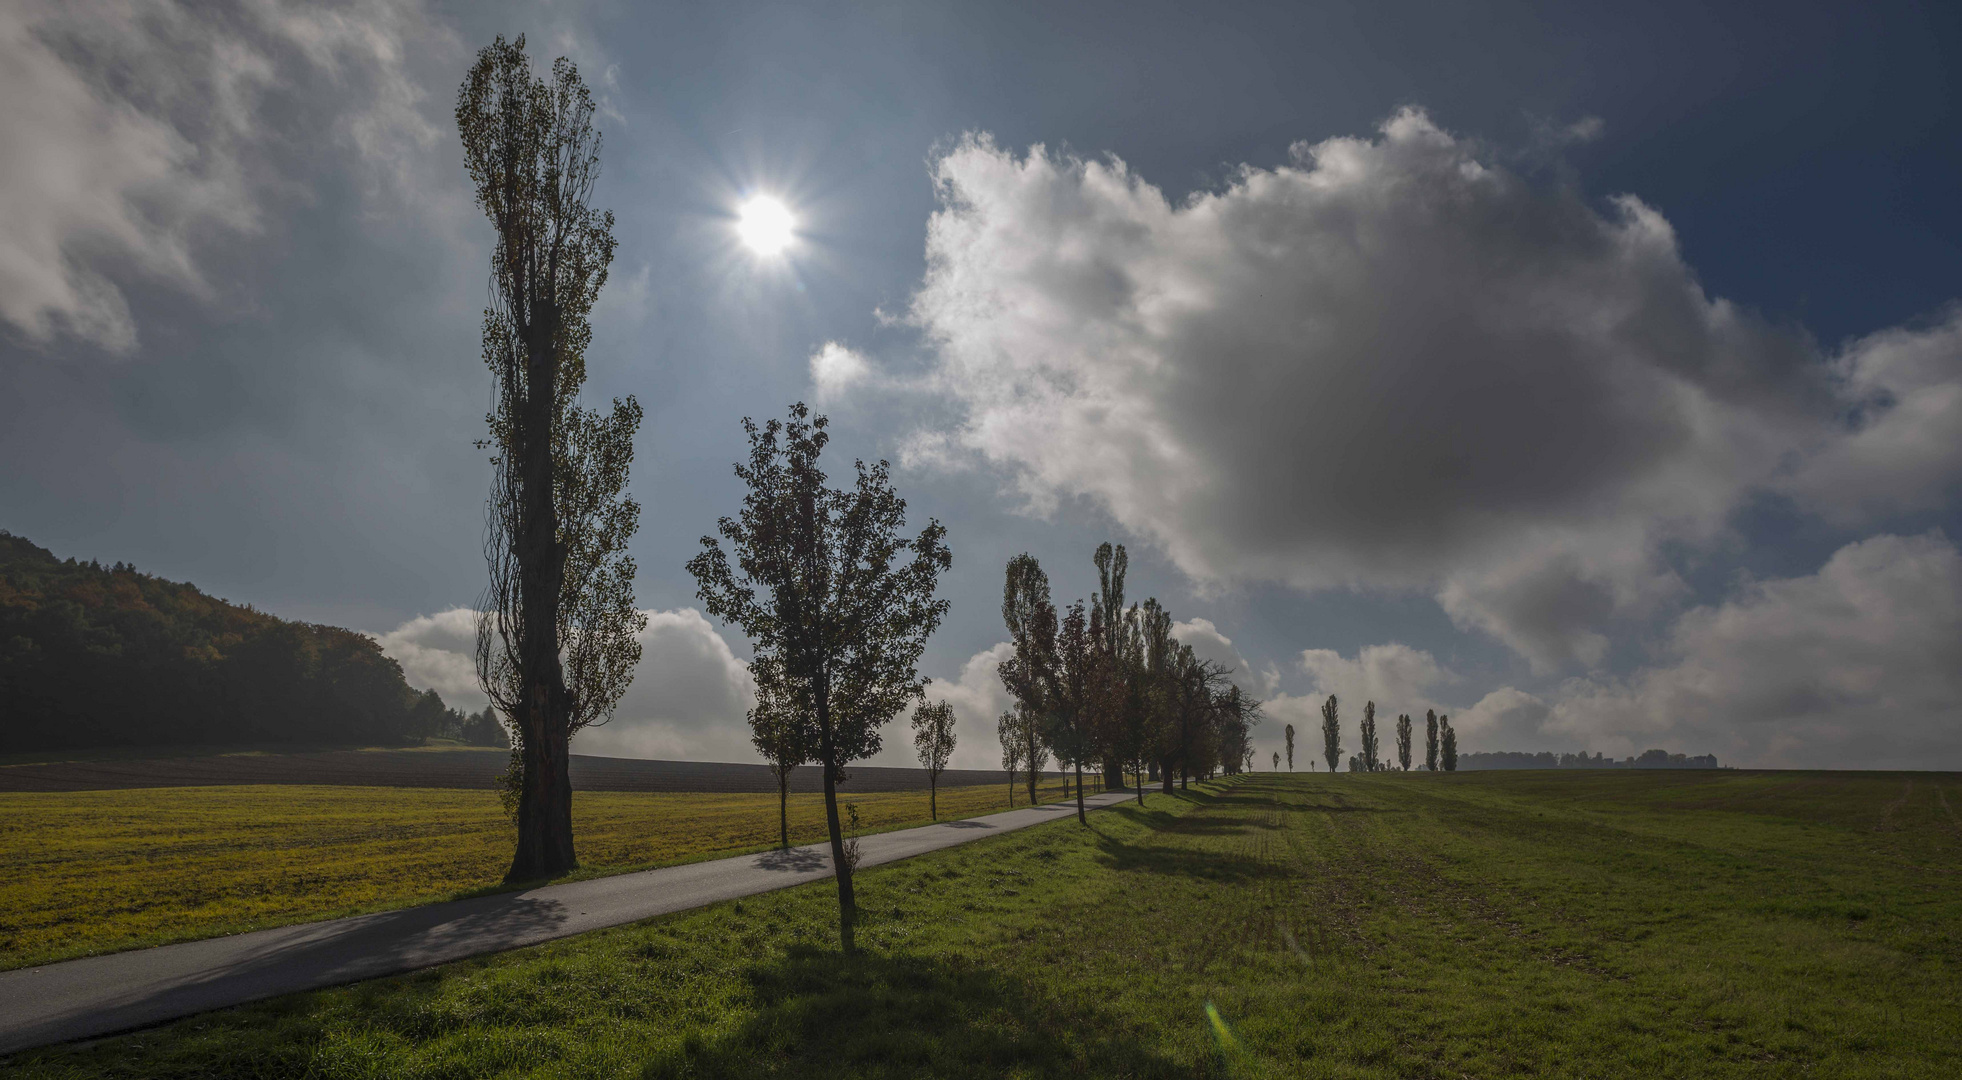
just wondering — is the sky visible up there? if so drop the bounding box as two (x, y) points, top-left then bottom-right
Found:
(4, 0), (1959, 771)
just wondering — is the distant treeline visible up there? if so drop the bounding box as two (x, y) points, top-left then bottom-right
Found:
(0, 532), (494, 753)
(1458, 749), (1721, 771)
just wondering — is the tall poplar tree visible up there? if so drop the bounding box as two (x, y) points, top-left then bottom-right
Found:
(1360, 701), (1380, 772)
(459, 36), (645, 883)
(1285, 723), (1296, 772)
(1320, 695), (1342, 774)
(1089, 542), (1130, 788)
(1395, 713), (1413, 772)
(999, 554), (1057, 807)
(1425, 709), (1440, 772)
(1441, 714), (1458, 772)
(688, 404), (950, 952)
(1049, 600), (1096, 823)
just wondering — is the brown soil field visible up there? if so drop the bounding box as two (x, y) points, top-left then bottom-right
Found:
(0, 748), (1030, 794)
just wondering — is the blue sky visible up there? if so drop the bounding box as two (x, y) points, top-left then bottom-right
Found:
(3, 0), (1958, 769)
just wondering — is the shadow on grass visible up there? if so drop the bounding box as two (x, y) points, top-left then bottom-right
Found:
(1092, 832), (1286, 883)
(638, 945), (1182, 1080)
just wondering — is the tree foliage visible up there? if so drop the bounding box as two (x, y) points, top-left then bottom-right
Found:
(688, 403), (950, 952)
(1441, 714), (1458, 772)
(1426, 709), (1440, 772)
(1396, 713), (1413, 771)
(459, 34), (644, 883)
(1360, 701), (1380, 772)
(1321, 695), (1342, 774)
(999, 554), (1057, 806)
(0, 533), (462, 752)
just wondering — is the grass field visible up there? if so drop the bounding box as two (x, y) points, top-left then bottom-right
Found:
(0, 778), (1077, 971)
(6, 770), (1961, 1078)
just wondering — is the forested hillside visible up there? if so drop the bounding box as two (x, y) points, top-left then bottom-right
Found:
(0, 532), (464, 753)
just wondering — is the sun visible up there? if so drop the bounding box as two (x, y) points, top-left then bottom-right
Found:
(735, 195), (796, 256)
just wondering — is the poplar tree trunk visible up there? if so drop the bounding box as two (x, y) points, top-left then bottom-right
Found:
(1075, 762), (1086, 823)
(507, 310), (577, 884)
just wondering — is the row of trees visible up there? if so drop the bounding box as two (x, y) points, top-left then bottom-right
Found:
(994, 545), (1263, 820)
(1314, 698), (1459, 772)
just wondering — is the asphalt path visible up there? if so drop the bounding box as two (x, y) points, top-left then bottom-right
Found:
(0, 787), (1139, 1055)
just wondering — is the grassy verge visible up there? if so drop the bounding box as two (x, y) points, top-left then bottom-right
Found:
(6, 770), (1960, 1078)
(0, 778), (1082, 970)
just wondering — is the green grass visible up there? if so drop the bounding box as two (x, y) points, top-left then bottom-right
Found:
(0, 779), (1077, 970)
(7, 771), (1961, 1078)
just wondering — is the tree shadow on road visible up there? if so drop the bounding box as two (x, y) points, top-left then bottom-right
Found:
(637, 945), (1183, 1080)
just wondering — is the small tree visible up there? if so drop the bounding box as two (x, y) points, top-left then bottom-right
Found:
(1359, 701), (1379, 772)
(1425, 709), (1440, 772)
(1320, 695), (1341, 774)
(911, 698), (956, 821)
(1441, 714), (1458, 772)
(1395, 713), (1413, 772)
(998, 711), (1023, 806)
(750, 657), (808, 848)
(688, 403), (951, 953)
(1285, 723), (1295, 771)
(1272, 750), (1281, 770)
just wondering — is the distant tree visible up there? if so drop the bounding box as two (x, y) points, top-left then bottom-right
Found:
(1048, 600), (1096, 823)
(910, 698), (956, 821)
(1108, 599), (1156, 805)
(1425, 709), (1440, 772)
(999, 554), (1058, 807)
(459, 35), (646, 883)
(1321, 695), (1341, 774)
(1167, 644), (1230, 789)
(1441, 715), (1458, 772)
(1214, 684), (1261, 778)
(460, 708), (510, 748)
(749, 657), (808, 848)
(1273, 750), (1281, 770)
(1395, 713), (1413, 771)
(688, 403), (951, 953)
(998, 710), (1023, 806)
(1285, 723), (1296, 771)
(1087, 542), (1130, 789)
(1360, 701), (1379, 772)
(1138, 599), (1179, 794)
(1348, 754), (1361, 773)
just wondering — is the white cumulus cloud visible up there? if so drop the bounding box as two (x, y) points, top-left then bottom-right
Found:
(895, 110), (1962, 672)
(373, 607), (761, 763)
(809, 341), (873, 403)
(1544, 532), (1962, 769)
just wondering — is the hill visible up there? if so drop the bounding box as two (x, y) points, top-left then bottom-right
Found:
(0, 532), (461, 753)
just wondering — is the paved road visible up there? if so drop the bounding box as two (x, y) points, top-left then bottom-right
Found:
(0, 788), (1138, 1055)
